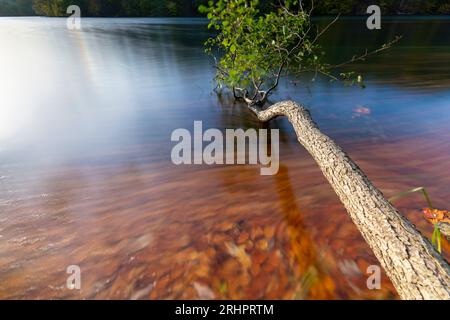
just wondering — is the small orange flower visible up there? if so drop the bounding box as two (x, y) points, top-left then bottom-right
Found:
(423, 208), (450, 224)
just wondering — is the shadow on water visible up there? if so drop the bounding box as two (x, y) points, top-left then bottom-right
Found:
(274, 165), (335, 299)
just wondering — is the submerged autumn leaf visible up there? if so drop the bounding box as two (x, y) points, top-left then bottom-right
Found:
(423, 208), (450, 225)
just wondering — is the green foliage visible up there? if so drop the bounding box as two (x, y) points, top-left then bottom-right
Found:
(27, 0), (209, 17)
(0, 0), (34, 16)
(2, 0), (450, 17)
(202, 0), (320, 93)
(32, 0), (68, 16)
(299, 0), (450, 15)
(432, 224), (442, 254)
(201, 0), (370, 105)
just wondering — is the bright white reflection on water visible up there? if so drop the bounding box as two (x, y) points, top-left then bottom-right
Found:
(1, 16), (450, 165)
(0, 17), (213, 165)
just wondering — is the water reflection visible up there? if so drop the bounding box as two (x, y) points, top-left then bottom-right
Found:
(0, 17), (449, 299)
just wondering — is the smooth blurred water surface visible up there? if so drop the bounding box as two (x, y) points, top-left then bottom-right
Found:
(0, 17), (450, 299)
(1, 17), (449, 165)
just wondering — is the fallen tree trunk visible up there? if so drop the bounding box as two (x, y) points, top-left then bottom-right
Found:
(439, 222), (450, 241)
(249, 100), (450, 300)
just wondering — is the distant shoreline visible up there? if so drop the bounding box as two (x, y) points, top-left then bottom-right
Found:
(2, 15), (450, 19)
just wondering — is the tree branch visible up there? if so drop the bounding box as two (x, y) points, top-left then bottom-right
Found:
(329, 36), (402, 70)
(260, 61), (286, 104)
(311, 13), (341, 45)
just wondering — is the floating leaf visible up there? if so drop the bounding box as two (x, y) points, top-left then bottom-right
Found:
(423, 208), (450, 225)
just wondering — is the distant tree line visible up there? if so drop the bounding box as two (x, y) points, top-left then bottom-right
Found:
(1, 0), (449, 17)
(310, 0), (450, 15)
(30, 0), (207, 17)
(0, 0), (34, 15)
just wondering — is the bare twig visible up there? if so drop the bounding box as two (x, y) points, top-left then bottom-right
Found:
(329, 35), (402, 70)
(312, 13), (341, 45)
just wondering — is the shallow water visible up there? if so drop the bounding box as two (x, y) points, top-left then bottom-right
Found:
(0, 17), (450, 299)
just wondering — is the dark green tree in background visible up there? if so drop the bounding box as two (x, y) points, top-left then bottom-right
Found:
(30, 0), (209, 16)
(0, 0), (34, 15)
(1, 0), (450, 16)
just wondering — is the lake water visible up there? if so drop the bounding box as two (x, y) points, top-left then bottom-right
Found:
(0, 16), (450, 299)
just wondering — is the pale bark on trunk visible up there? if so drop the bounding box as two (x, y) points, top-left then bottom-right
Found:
(249, 100), (450, 300)
(439, 222), (450, 240)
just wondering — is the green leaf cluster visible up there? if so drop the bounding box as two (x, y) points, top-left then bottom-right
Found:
(201, 0), (326, 98)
